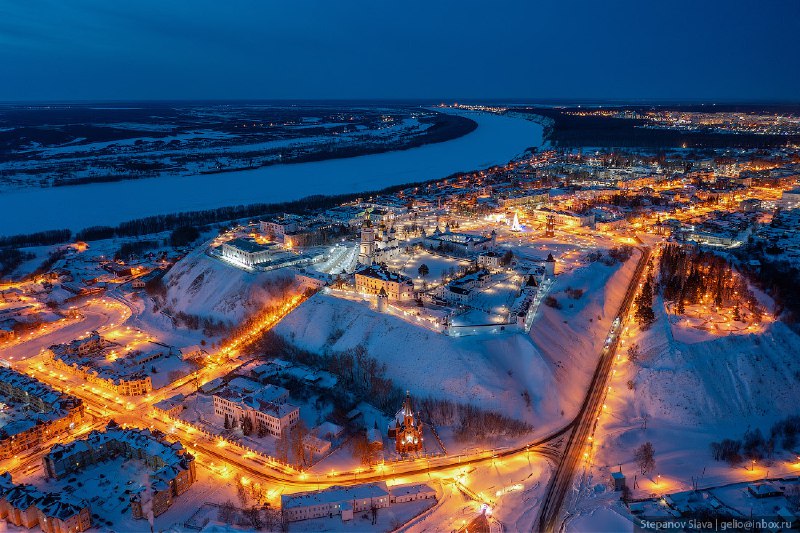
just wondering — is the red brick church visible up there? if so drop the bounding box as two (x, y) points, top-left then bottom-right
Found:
(389, 391), (424, 454)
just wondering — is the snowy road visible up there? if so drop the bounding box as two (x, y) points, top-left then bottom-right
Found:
(537, 248), (651, 532)
(0, 110), (543, 236)
(0, 297), (130, 363)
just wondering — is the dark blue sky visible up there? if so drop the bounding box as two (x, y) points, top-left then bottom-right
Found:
(1, 0), (798, 102)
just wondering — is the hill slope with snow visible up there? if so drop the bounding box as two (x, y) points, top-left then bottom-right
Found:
(528, 251), (641, 418)
(163, 248), (297, 324)
(634, 308), (800, 426)
(273, 293), (564, 427)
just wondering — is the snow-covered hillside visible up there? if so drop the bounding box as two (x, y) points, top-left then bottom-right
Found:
(163, 248), (296, 324)
(581, 292), (800, 504)
(272, 293), (564, 428)
(528, 251), (641, 418)
(633, 304), (800, 426)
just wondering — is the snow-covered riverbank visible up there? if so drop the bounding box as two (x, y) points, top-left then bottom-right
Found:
(0, 110), (543, 236)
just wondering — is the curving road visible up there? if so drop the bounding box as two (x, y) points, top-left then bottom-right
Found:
(0, 297), (130, 363)
(2, 261), (655, 515)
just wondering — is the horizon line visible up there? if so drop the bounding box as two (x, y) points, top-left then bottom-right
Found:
(2, 97), (800, 107)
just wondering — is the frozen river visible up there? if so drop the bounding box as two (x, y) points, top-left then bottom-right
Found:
(0, 110), (543, 236)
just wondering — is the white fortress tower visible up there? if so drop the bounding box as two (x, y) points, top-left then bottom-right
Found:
(376, 287), (388, 312)
(545, 252), (556, 277)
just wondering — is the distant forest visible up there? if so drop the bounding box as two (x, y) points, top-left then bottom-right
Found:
(514, 106), (800, 149)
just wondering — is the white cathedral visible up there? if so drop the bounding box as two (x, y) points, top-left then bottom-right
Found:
(357, 213), (402, 266)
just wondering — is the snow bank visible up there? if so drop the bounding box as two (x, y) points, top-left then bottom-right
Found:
(272, 293), (562, 426)
(566, 506), (633, 533)
(528, 252), (641, 418)
(163, 248), (296, 324)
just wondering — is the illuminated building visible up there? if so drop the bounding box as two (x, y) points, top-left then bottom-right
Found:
(0, 474), (92, 533)
(43, 422), (196, 520)
(212, 384), (300, 437)
(0, 368), (84, 460)
(424, 225), (496, 256)
(259, 214), (302, 240)
(281, 483), (390, 523)
(221, 238), (275, 268)
(46, 333), (157, 396)
(354, 264), (414, 300)
(391, 392), (423, 454)
(357, 217), (376, 265)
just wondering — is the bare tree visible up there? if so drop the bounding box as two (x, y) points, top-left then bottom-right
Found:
(244, 507), (264, 530)
(276, 429), (290, 463)
(351, 433), (372, 465)
(627, 343), (641, 363)
(218, 500), (236, 525)
(634, 442), (655, 475)
(237, 480), (249, 507)
(290, 420), (310, 468)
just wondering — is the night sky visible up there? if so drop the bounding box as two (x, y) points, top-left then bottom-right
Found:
(1, 0), (798, 102)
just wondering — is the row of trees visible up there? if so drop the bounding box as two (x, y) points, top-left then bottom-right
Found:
(586, 245), (634, 267)
(253, 331), (535, 443)
(223, 413), (272, 438)
(223, 408), (312, 469)
(0, 248), (34, 278)
(710, 415), (800, 466)
(634, 273), (656, 328)
(215, 277), (297, 346)
(275, 420), (311, 468)
(0, 228), (72, 248)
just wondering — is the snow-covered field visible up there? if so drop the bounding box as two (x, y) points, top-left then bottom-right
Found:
(408, 454), (553, 532)
(0, 110), (543, 236)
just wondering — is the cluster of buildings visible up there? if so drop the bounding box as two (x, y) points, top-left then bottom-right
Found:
(219, 211), (359, 271)
(434, 268), (491, 305)
(45, 331), (180, 396)
(0, 367), (84, 460)
(749, 208), (800, 268)
(43, 422), (196, 520)
(423, 224), (497, 255)
(0, 473), (91, 533)
(356, 215), (402, 265)
(281, 481), (435, 523)
(260, 213), (348, 249)
(208, 375), (348, 458)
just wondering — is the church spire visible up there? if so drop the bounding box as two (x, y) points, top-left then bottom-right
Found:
(403, 390), (414, 418)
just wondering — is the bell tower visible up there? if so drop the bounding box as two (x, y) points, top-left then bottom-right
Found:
(545, 214), (555, 238)
(358, 214), (375, 265)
